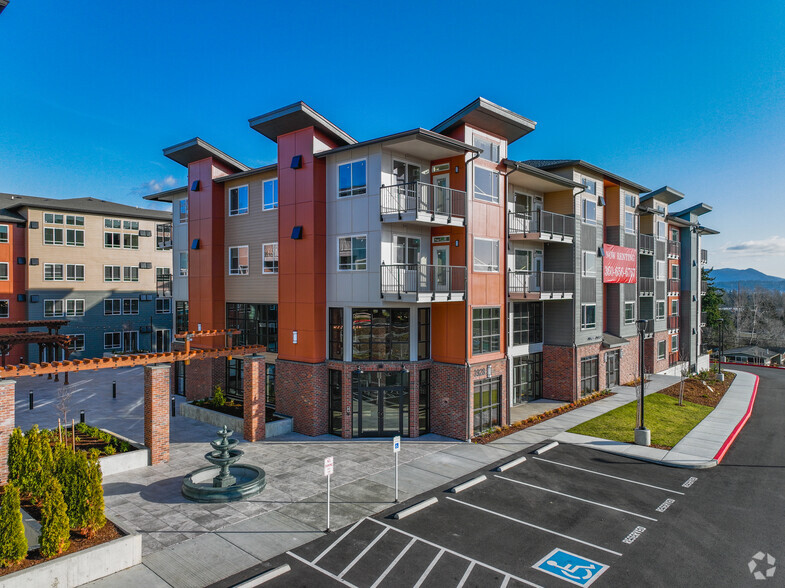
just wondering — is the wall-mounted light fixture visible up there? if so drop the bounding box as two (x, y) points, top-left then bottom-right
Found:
(291, 226), (303, 240)
(291, 155), (303, 169)
(191, 180), (200, 191)
(191, 239), (200, 250)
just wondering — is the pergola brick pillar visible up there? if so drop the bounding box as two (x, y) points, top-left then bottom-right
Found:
(0, 379), (15, 484)
(144, 364), (171, 465)
(243, 355), (266, 442)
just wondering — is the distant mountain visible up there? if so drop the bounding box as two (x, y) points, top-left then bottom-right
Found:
(711, 268), (785, 292)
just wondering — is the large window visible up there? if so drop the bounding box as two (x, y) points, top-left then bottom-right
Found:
(229, 185), (249, 215)
(104, 299), (121, 315)
(44, 263), (64, 281)
(338, 160), (367, 197)
(264, 179), (278, 210)
(580, 355), (599, 396)
(329, 308), (343, 360)
(45, 213), (64, 225)
(104, 265), (121, 282)
(225, 303), (278, 352)
(582, 199), (597, 224)
(419, 369), (430, 434)
(338, 236), (366, 271)
(44, 299), (64, 318)
(473, 377), (501, 433)
(351, 308), (409, 361)
(474, 167), (499, 203)
(473, 238), (499, 272)
(417, 308), (430, 360)
(581, 304), (596, 329)
(624, 301), (636, 325)
(229, 246), (250, 275)
(329, 369), (342, 436)
(176, 301), (189, 333)
(473, 135), (500, 163)
(0, 225), (8, 243)
(65, 299), (84, 317)
(263, 243), (278, 274)
(511, 302), (542, 346)
(512, 353), (543, 404)
(472, 307), (501, 354)
(66, 264), (84, 281)
(155, 329), (171, 352)
(156, 224), (172, 250)
(179, 199), (188, 223)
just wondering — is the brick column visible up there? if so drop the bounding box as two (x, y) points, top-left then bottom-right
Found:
(144, 364), (170, 465)
(243, 355), (266, 442)
(0, 379), (15, 484)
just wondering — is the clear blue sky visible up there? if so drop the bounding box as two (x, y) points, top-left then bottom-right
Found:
(1, 0), (784, 274)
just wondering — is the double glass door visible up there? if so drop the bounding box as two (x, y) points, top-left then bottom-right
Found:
(352, 371), (410, 437)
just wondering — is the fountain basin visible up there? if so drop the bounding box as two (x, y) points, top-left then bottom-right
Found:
(182, 464), (266, 503)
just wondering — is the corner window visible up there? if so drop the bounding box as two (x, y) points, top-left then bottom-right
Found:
(582, 199), (597, 224)
(657, 340), (666, 360)
(338, 160), (367, 197)
(329, 308), (343, 360)
(474, 167), (499, 203)
(263, 179), (278, 210)
(338, 236), (366, 271)
(179, 199), (188, 223)
(472, 135), (500, 163)
(229, 185), (249, 216)
(581, 304), (596, 329)
(473, 238), (499, 272)
(472, 307), (501, 354)
(581, 178), (597, 195)
(229, 246), (249, 275)
(624, 302), (636, 325)
(0, 225), (8, 243)
(582, 251), (596, 277)
(263, 243), (279, 274)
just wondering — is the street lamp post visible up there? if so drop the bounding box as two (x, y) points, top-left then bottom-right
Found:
(718, 318), (725, 381)
(635, 318), (651, 446)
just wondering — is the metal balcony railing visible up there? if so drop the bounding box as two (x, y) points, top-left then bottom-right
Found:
(380, 182), (466, 222)
(667, 239), (681, 258)
(639, 277), (655, 295)
(639, 233), (655, 254)
(668, 278), (681, 293)
(701, 249), (708, 264)
(156, 273), (173, 297)
(701, 280), (708, 294)
(508, 210), (575, 239)
(668, 315), (680, 330)
(381, 264), (466, 299)
(508, 270), (574, 296)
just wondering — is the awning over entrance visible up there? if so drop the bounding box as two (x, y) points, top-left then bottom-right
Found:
(602, 333), (629, 349)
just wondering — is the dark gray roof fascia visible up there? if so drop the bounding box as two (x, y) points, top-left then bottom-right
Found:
(315, 128), (478, 158)
(143, 185), (188, 202)
(524, 159), (650, 193)
(163, 137), (250, 172)
(640, 185), (685, 205)
(0, 193), (171, 221)
(503, 159), (584, 189)
(432, 97), (536, 143)
(249, 101), (356, 146)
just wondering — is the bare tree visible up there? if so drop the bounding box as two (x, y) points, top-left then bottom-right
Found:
(679, 353), (689, 407)
(55, 384), (75, 438)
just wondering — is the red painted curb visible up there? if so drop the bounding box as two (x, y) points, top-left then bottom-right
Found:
(713, 374), (760, 463)
(716, 361), (785, 370)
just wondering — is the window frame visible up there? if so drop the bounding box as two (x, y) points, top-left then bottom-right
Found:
(178, 199), (188, 223)
(0, 225), (8, 243)
(472, 134), (501, 163)
(473, 166), (500, 203)
(44, 299), (64, 318)
(123, 266), (139, 282)
(472, 307), (501, 355)
(657, 340), (667, 360)
(263, 242), (279, 274)
(580, 355), (600, 396)
(337, 158), (367, 198)
(155, 298), (171, 314)
(0, 262), (7, 281)
(473, 238), (500, 272)
(656, 300), (666, 319)
(351, 308), (410, 361)
(66, 299), (85, 317)
(624, 211), (636, 234)
(104, 299), (121, 316)
(581, 178), (597, 195)
(44, 263), (64, 281)
(122, 298), (139, 316)
(179, 252), (188, 276)
(67, 334), (85, 352)
(104, 265), (121, 282)
(581, 303), (597, 330)
(329, 307), (343, 361)
(104, 332), (121, 350)
(337, 235), (367, 271)
(44, 227), (64, 245)
(582, 198), (597, 224)
(624, 301), (636, 325)
(418, 308), (430, 360)
(229, 185), (249, 216)
(671, 299), (679, 316)
(582, 251), (596, 277)
(228, 245), (250, 276)
(0, 299), (9, 318)
(66, 228), (84, 247)
(671, 334), (679, 353)
(263, 178), (279, 210)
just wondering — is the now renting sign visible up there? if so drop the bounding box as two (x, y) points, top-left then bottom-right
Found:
(603, 244), (637, 284)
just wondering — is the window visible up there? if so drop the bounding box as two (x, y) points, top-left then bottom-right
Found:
(176, 301), (189, 333)
(656, 220), (666, 240)
(66, 229), (84, 247)
(474, 167), (499, 203)
(671, 299), (679, 316)
(329, 308), (343, 360)
(44, 263), (64, 281)
(419, 370), (430, 434)
(123, 233), (139, 249)
(67, 334), (85, 352)
(472, 307), (501, 354)
(582, 199), (597, 224)
(104, 232), (121, 248)
(351, 308), (409, 361)
(44, 227), (64, 245)
(264, 179), (278, 210)
(511, 302), (542, 346)
(179, 252), (188, 276)
(45, 213), (64, 225)
(44, 299), (64, 317)
(656, 300), (666, 319)
(0, 225), (8, 243)
(156, 298), (171, 314)
(104, 265), (121, 282)
(473, 238), (500, 272)
(512, 353), (543, 403)
(582, 251), (596, 277)
(657, 340), (667, 360)
(656, 260), (666, 280)
(338, 160), (367, 197)
(66, 215), (84, 226)
(123, 266), (139, 282)
(66, 299), (84, 317)
(625, 212), (636, 234)
(395, 236), (421, 265)
(581, 304), (596, 329)
(329, 369), (342, 436)
(0, 300), (8, 318)
(624, 192), (637, 208)
(179, 199), (188, 223)
(155, 329), (171, 353)
(156, 224), (172, 250)
(122, 220), (139, 230)
(0, 263), (7, 281)
(582, 178), (597, 195)
(671, 334), (679, 353)
(156, 267), (172, 297)
(104, 299), (121, 315)
(671, 264), (679, 279)
(473, 135), (500, 163)
(418, 308), (430, 360)
(624, 301), (636, 325)
(104, 218), (121, 229)
(225, 303), (277, 352)
(123, 299), (139, 315)
(265, 364), (275, 406)
(229, 185), (249, 215)
(229, 246), (250, 275)
(263, 243), (279, 274)
(104, 332), (121, 350)
(473, 377), (501, 433)
(338, 236), (367, 271)
(671, 227), (679, 241)
(580, 356), (599, 396)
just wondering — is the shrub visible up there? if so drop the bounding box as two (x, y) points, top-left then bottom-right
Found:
(83, 450), (106, 537)
(21, 425), (47, 500)
(39, 478), (70, 558)
(7, 428), (26, 486)
(103, 445), (116, 456)
(211, 386), (226, 407)
(0, 483), (28, 567)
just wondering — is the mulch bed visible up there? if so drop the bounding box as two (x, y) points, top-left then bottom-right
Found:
(192, 402), (282, 422)
(657, 371), (736, 408)
(472, 391), (614, 444)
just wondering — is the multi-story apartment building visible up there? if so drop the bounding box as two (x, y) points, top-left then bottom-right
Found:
(0, 193), (173, 361)
(156, 98), (716, 441)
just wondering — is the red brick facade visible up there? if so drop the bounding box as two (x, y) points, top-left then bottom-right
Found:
(543, 345), (576, 402)
(645, 331), (670, 374)
(242, 355), (265, 442)
(275, 359), (329, 437)
(0, 379), (14, 483)
(144, 364), (170, 465)
(430, 362), (468, 439)
(184, 356), (226, 401)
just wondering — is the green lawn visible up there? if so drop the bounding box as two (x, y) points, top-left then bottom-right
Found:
(568, 393), (713, 448)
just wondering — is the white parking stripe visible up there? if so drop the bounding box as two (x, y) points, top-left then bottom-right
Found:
(444, 496), (623, 557)
(337, 527), (389, 579)
(412, 549), (444, 588)
(532, 456), (685, 495)
(287, 551), (359, 588)
(500, 575), (511, 588)
(495, 475), (658, 522)
(312, 518), (366, 564)
(369, 538), (416, 588)
(456, 562), (475, 588)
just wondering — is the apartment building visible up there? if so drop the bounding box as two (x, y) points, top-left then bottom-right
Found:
(0, 193), (173, 361)
(156, 98), (716, 441)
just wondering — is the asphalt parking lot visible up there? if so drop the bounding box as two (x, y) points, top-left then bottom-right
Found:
(218, 442), (702, 588)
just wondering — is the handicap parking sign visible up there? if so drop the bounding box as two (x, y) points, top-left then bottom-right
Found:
(533, 548), (608, 587)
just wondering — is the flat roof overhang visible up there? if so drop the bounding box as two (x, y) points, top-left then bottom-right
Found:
(504, 159), (584, 192)
(432, 97), (536, 144)
(672, 202), (713, 218)
(318, 128), (479, 161)
(143, 185), (187, 203)
(641, 185), (685, 206)
(249, 101), (356, 146)
(163, 138), (249, 173)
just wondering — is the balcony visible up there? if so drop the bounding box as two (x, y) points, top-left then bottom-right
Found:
(508, 271), (574, 300)
(667, 240), (680, 258)
(639, 233), (654, 255)
(380, 182), (465, 226)
(156, 273), (173, 298)
(700, 311), (707, 327)
(668, 278), (680, 294)
(701, 280), (708, 295)
(639, 277), (654, 296)
(508, 210), (574, 243)
(380, 264), (466, 302)
(642, 319), (655, 339)
(668, 315), (680, 331)
(701, 249), (708, 265)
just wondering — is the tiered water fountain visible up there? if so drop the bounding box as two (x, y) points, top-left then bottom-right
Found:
(181, 425), (266, 502)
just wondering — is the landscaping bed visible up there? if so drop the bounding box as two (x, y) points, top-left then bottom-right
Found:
(191, 400), (282, 422)
(657, 370), (735, 407)
(472, 391), (613, 444)
(51, 423), (136, 457)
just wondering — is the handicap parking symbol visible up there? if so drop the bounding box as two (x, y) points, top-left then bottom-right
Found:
(533, 548), (609, 587)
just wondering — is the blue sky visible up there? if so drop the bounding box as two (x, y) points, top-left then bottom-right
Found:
(1, 0), (784, 274)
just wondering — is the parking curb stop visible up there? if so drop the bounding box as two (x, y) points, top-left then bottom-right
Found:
(392, 497), (438, 520)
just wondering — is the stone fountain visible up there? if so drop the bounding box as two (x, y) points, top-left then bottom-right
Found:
(181, 425), (266, 502)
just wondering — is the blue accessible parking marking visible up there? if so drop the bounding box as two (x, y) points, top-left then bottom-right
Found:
(533, 548), (609, 586)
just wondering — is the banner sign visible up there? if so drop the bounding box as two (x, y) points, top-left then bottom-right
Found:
(603, 244), (637, 284)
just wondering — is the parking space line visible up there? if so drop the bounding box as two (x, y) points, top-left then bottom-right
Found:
(312, 518), (366, 564)
(532, 456), (685, 495)
(500, 575), (511, 588)
(494, 475), (658, 522)
(456, 562), (475, 588)
(337, 527), (389, 579)
(444, 496), (623, 557)
(369, 538), (416, 588)
(286, 551), (359, 588)
(412, 550), (444, 588)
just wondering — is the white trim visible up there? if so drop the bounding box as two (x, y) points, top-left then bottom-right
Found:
(0, 224), (9, 243)
(337, 234), (367, 271)
(656, 299), (666, 319)
(104, 331), (122, 350)
(582, 250), (596, 277)
(337, 158), (368, 198)
(65, 299), (85, 317)
(122, 298), (139, 315)
(66, 263), (85, 282)
(43, 263), (64, 281)
(178, 198), (188, 224)
(122, 330), (139, 352)
(624, 301), (636, 325)
(44, 299), (64, 318)
(104, 299), (121, 316)
(473, 166), (500, 203)
(155, 298), (171, 314)
(228, 184), (249, 216)
(263, 178), (279, 211)
(581, 303), (596, 330)
(262, 242), (279, 274)
(657, 339), (667, 360)
(44, 226), (64, 246)
(67, 333), (85, 352)
(228, 245), (250, 275)
(473, 237), (500, 272)
(104, 265), (121, 282)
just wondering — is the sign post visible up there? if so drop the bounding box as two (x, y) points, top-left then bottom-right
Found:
(393, 435), (401, 503)
(324, 456), (334, 532)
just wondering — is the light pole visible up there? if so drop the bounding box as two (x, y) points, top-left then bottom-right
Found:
(635, 318), (651, 446)
(718, 318), (725, 381)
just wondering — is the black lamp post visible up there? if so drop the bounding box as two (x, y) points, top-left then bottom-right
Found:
(635, 318), (651, 446)
(718, 318), (725, 381)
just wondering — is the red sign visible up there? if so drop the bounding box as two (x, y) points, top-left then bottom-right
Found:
(603, 244), (637, 284)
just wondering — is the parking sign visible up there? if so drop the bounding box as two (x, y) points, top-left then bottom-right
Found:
(533, 548), (608, 587)
(393, 436), (401, 453)
(324, 456), (334, 476)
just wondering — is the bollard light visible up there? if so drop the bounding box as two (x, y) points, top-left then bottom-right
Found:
(80, 410), (85, 424)
(29, 390), (34, 410)
(171, 396), (176, 417)
(112, 380), (117, 399)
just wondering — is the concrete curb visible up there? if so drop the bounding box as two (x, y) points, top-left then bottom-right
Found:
(712, 374), (759, 463)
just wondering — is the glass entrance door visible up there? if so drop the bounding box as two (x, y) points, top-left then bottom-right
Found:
(606, 350), (620, 388)
(434, 245), (449, 291)
(353, 371), (410, 437)
(434, 174), (449, 215)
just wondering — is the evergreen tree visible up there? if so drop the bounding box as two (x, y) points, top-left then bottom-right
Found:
(7, 428), (26, 486)
(39, 478), (70, 558)
(83, 450), (105, 537)
(66, 450), (90, 532)
(0, 484), (28, 567)
(702, 268), (724, 327)
(20, 425), (43, 499)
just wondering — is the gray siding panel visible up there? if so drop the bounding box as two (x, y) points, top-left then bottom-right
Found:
(544, 300), (573, 346)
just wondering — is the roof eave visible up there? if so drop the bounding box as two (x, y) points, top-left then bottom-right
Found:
(248, 101), (356, 146)
(315, 128), (478, 158)
(532, 160), (650, 193)
(162, 138), (250, 173)
(432, 97), (537, 144)
(502, 159), (584, 189)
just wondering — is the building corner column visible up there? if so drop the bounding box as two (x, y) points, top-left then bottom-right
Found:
(243, 355), (266, 442)
(144, 364), (171, 465)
